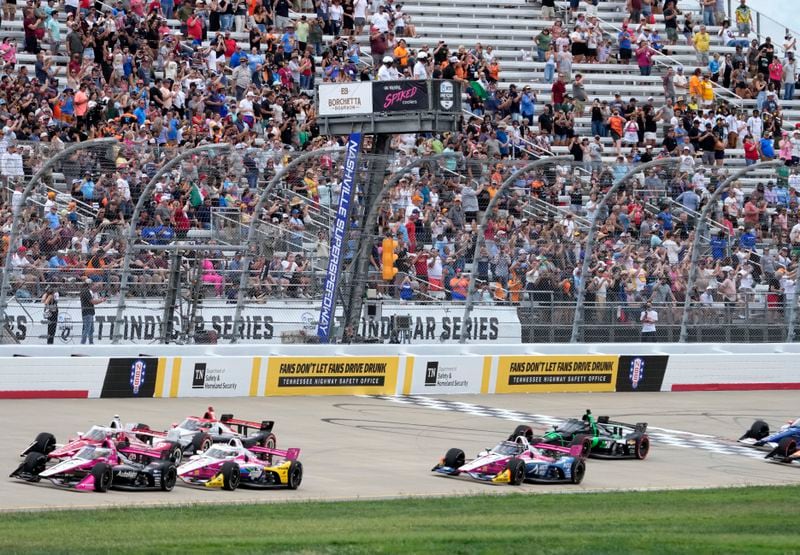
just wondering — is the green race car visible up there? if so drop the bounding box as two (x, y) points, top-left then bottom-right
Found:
(508, 410), (650, 460)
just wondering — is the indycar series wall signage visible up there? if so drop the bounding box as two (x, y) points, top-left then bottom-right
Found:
(264, 357), (399, 396)
(615, 356), (669, 392)
(495, 355), (619, 393)
(101, 358), (160, 398)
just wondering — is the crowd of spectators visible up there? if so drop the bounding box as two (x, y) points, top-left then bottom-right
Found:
(0, 0), (797, 335)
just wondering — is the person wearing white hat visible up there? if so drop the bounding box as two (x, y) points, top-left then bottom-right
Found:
(412, 50), (428, 79)
(377, 55), (401, 80)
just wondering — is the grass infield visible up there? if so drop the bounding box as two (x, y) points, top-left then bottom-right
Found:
(1, 486), (798, 554)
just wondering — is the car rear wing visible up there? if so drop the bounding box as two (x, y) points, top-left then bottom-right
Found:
(597, 417), (648, 434)
(249, 445), (300, 461)
(532, 442), (586, 459)
(129, 427), (168, 438)
(220, 415), (274, 435)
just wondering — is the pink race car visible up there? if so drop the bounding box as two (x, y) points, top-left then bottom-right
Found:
(177, 438), (302, 491)
(432, 435), (589, 485)
(11, 437), (178, 492)
(19, 416), (182, 464)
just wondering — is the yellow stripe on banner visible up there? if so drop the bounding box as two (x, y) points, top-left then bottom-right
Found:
(154, 357), (167, 398)
(481, 356), (492, 394)
(249, 357), (262, 397)
(170, 357), (182, 398)
(403, 356), (415, 395)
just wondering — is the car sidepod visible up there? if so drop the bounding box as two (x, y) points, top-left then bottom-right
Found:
(111, 461), (177, 491)
(239, 460), (303, 489)
(522, 457), (582, 484)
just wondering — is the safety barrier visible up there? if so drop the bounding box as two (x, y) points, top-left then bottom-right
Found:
(0, 344), (797, 399)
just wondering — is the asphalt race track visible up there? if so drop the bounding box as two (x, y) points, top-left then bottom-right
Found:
(1, 392), (798, 511)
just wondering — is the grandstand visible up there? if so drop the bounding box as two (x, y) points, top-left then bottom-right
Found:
(0, 0), (798, 345)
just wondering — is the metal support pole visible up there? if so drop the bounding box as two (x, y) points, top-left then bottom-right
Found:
(789, 253), (800, 343)
(341, 151), (464, 342)
(679, 160), (783, 343)
(460, 156), (574, 344)
(0, 138), (117, 326)
(571, 157), (681, 343)
(230, 148), (340, 344)
(113, 143), (231, 344)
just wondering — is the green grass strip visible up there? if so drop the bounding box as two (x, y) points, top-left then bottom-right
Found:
(2, 486), (799, 554)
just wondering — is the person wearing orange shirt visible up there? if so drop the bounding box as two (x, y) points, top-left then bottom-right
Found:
(688, 68), (703, 98)
(607, 110), (625, 155)
(393, 39), (409, 68)
(73, 83), (89, 131)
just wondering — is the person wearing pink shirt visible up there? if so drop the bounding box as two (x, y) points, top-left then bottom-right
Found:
(768, 58), (783, 96)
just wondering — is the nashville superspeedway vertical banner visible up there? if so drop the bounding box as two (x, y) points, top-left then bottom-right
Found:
(265, 357), (399, 396)
(495, 355), (619, 393)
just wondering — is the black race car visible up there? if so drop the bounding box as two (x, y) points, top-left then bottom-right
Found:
(509, 410), (650, 460)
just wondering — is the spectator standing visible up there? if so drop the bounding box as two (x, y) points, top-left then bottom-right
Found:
(783, 53), (796, 101)
(42, 288), (59, 345)
(640, 301), (658, 342)
(693, 25), (711, 66)
(80, 279), (105, 345)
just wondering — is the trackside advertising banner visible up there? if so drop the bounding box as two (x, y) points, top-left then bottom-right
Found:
(495, 355), (619, 393)
(101, 357), (160, 398)
(408, 356), (487, 395)
(615, 355), (669, 392)
(317, 132), (361, 343)
(265, 356), (399, 396)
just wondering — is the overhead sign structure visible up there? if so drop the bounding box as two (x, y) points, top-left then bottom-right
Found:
(317, 133), (362, 343)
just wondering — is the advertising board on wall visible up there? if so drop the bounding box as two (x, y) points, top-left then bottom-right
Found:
(101, 357), (160, 398)
(408, 356), (486, 395)
(174, 357), (255, 397)
(264, 356), (399, 396)
(495, 355), (619, 393)
(372, 80), (430, 112)
(317, 82), (373, 116)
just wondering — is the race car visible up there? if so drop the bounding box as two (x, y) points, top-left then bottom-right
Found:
(517, 410), (650, 460)
(739, 418), (800, 465)
(131, 407), (277, 464)
(19, 416), (182, 464)
(431, 435), (588, 485)
(177, 438), (302, 490)
(10, 438), (177, 492)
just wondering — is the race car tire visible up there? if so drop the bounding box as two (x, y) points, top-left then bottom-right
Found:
(508, 425), (534, 443)
(163, 442), (183, 465)
(635, 436), (650, 460)
(192, 432), (213, 454)
(31, 432), (56, 455)
(134, 424), (152, 444)
(160, 463), (178, 492)
(287, 460), (303, 490)
(220, 461), (240, 491)
(507, 458), (526, 486)
(777, 437), (797, 459)
(91, 463), (113, 492)
(259, 433), (277, 463)
(571, 436), (592, 458)
(570, 459), (586, 484)
(21, 451), (47, 481)
(444, 448), (465, 469)
(748, 420), (770, 441)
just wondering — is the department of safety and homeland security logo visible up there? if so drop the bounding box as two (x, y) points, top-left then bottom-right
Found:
(130, 360), (146, 395)
(629, 357), (645, 390)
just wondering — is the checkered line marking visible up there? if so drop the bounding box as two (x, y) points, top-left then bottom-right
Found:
(368, 395), (768, 461)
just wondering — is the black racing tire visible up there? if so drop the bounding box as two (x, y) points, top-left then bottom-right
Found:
(191, 433), (213, 454)
(164, 442), (183, 465)
(91, 463), (112, 492)
(777, 437), (798, 459)
(635, 435), (650, 460)
(444, 448), (465, 469)
(21, 451), (47, 481)
(160, 463), (177, 492)
(286, 460), (303, 490)
(508, 425), (534, 443)
(31, 432), (56, 455)
(571, 435), (592, 458)
(570, 459), (586, 484)
(507, 457), (526, 486)
(259, 433), (277, 463)
(220, 461), (240, 491)
(749, 420), (770, 441)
